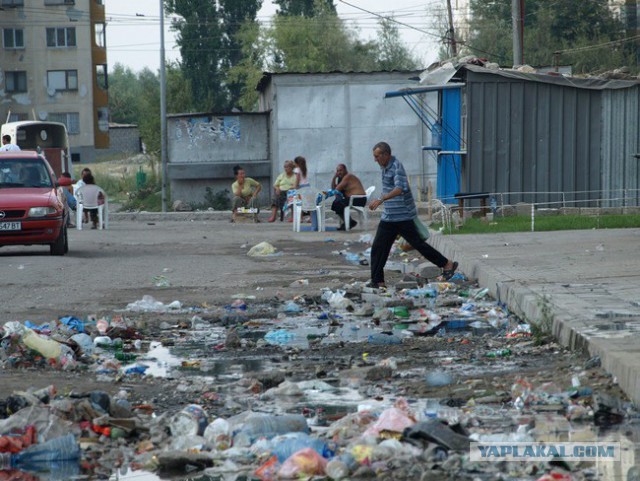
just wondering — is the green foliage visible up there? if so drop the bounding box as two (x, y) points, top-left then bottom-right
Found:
(274, 0), (335, 17)
(466, 0), (636, 73)
(228, 0), (418, 109)
(108, 62), (193, 154)
(530, 295), (554, 345)
(165, 0), (261, 111)
(375, 18), (418, 71)
(434, 213), (640, 235)
(190, 187), (231, 211)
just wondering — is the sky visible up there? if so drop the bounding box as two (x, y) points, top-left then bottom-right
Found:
(105, 0), (456, 73)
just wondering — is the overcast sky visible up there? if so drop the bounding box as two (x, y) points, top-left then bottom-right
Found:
(105, 0), (452, 73)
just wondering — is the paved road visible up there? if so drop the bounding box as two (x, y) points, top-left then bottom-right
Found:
(3, 211), (640, 405)
(430, 227), (640, 405)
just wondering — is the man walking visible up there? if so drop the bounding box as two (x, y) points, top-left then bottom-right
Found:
(330, 163), (366, 230)
(368, 141), (458, 288)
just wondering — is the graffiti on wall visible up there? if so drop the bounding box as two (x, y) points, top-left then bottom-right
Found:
(175, 116), (241, 147)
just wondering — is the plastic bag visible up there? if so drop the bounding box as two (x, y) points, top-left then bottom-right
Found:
(277, 447), (327, 478)
(247, 242), (277, 257)
(362, 407), (415, 438)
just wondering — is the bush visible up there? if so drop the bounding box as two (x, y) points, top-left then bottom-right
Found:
(190, 187), (230, 211)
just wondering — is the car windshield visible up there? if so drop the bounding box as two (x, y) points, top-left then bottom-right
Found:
(0, 160), (53, 189)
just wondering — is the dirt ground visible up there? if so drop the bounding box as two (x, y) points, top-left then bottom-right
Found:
(1, 218), (626, 418)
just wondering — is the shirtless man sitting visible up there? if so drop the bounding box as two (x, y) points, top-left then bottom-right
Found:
(330, 163), (366, 231)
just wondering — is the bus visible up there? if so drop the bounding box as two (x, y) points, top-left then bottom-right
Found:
(1, 121), (71, 178)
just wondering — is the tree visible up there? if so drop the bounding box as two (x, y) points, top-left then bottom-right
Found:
(108, 63), (193, 154)
(274, 0), (335, 17)
(375, 18), (418, 71)
(108, 64), (142, 124)
(227, 0), (418, 110)
(467, 0), (634, 73)
(219, 0), (262, 109)
(165, 0), (262, 112)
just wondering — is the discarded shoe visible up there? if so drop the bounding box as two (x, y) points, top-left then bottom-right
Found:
(441, 261), (458, 281)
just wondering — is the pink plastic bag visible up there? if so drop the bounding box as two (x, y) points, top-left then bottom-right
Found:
(362, 407), (415, 438)
(277, 448), (328, 479)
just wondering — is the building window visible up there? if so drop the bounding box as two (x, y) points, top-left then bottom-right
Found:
(47, 70), (78, 91)
(6, 71), (27, 93)
(46, 27), (76, 48)
(1, 0), (24, 6)
(3, 28), (24, 49)
(45, 0), (75, 4)
(8, 113), (28, 122)
(49, 112), (80, 134)
(96, 64), (108, 90)
(94, 22), (106, 48)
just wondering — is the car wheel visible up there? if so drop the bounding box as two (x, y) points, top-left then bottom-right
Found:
(50, 225), (67, 256)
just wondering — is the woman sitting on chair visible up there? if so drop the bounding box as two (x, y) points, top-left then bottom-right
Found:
(78, 173), (104, 229)
(268, 160), (298, 222)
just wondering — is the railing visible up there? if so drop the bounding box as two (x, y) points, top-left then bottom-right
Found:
(423, 189), (640, 233)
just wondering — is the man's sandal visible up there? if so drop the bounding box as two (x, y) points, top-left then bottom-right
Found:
(441, 261), (458, 281)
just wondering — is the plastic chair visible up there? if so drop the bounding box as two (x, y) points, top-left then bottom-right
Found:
(344, 186), (376, 231)
(75, 185), (108, 230)
(292, 187), (325, 232)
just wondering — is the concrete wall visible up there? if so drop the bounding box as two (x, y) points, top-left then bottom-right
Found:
(260, 72), (432, 200)
(167, 113), (269, 205)
(99, 125), (141, 157)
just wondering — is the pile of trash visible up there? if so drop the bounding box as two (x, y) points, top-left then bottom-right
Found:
(0, 271), (635, 480)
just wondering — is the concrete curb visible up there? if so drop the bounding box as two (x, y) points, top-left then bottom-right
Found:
(429, 232), (640, 406)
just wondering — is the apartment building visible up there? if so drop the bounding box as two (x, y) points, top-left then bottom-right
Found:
(0, 0), (109, 162)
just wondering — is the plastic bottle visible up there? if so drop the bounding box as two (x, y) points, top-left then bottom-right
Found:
(325, 458), (350, 480)
(270, 433), (335, 462)
(405, 288), (437, 298)
(203, 418), (231, 450)
(0, 434), (80, 470)
(233, 414), (310, 447)
(367, 333), (402, 345)
(485, 348), (512, 358)
(170, 405), (209, 437)
(21, 329), (62, 359)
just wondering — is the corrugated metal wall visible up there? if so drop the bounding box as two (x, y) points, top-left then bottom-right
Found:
(601, 88), (640, 206)
(465, 70), (606, 207)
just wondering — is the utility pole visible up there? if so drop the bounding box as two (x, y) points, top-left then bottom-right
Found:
(446, 0), (457, 57)
(512, 0), (524, 66)
(160, 0), (168, 213)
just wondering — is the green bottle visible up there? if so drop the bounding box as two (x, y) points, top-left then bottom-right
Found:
(485, 348), (511, 358)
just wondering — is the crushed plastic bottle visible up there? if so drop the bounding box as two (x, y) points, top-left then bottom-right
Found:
(485, 348), (512, 358)
(270, 433), (335, 462)
(233, 414), (310, 447)
(264, 330), (296, 346)
(367, 333), (402, 345)
(0, 434), (80, 471)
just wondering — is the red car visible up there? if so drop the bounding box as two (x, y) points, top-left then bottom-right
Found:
(0, 151), (69, 255)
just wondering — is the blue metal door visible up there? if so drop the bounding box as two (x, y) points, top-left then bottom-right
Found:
(437, 88), (462, 202)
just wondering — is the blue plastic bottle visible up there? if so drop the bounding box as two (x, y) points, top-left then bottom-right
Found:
(0, 434), (80, 471)
(270, 433), (335, 462)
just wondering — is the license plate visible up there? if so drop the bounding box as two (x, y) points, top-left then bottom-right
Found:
(0, 222), (21, 231)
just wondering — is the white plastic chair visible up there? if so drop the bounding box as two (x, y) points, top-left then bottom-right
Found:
(292, 187), (326, 232)
(75, 185), (108, 230)
(344, 186), (376, 231)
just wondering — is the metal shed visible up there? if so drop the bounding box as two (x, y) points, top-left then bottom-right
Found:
(389, 64), (640, 209)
